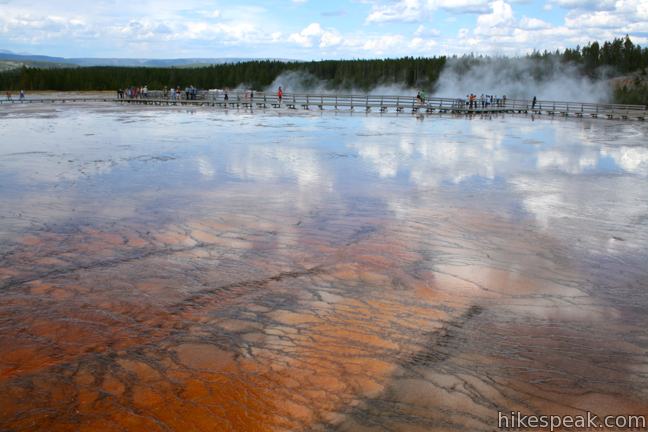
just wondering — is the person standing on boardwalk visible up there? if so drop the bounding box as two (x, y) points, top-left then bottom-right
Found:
(277, 86), (283, 103)
(532, 96), (537, 109)
(19, 90), (25, 101)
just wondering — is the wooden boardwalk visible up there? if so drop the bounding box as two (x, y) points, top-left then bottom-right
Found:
(2, 92), (646, 121)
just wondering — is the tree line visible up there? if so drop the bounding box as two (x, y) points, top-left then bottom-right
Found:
(1, 36), (647, 104)
(0, 57), (447, 92)
(560, 36), (648, 75)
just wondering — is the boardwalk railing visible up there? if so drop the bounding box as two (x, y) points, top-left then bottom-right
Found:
(2, 91), (647, 120)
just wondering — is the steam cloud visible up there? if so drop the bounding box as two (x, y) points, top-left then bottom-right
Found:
(264, 70), (415, 96)
(264, 57), (614, 103)
(433, 57), (612, 102)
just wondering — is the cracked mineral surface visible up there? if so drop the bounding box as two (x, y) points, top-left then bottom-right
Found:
(1, 104), (648, 431)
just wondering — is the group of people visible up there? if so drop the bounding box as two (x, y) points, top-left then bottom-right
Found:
(112, 85), (287, 103)
(466, 93), (507, 109)
(162, 86), (198, 100)
(164, 87), (183, 100)
(184, 86), (198, 100)
(5, 90), (25, 101)
(117, 86), (148, 99)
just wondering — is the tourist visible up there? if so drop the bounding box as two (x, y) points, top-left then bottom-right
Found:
(416, 90), (426, 105)
(6, 91), (11, 101)
(19, 90), (25, 101)
(532, 96), (537, 109)
(277, 86), (283, 103)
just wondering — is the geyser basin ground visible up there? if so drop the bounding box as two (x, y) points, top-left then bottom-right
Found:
(1, 105), (647, 431)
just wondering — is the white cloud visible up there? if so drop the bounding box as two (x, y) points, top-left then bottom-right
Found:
(565, 10), (626, 28)
(519, 16), (551, 30)
(365, 0), (490, 23)
(551, 0), (616, 11)
(434, 0), (491, 13)
(0, 13), (97, 43)
(0, 0), (646, 59)
(288, 22), (343, 48)
(362, 34), (405, 52)
(414, 24), (441, 37)
(366, 0), (424, 23)
(410, 36), (438, 51)
(475, 0), (515, 35)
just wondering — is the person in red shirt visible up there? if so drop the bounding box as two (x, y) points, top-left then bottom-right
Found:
(277, 86), (283, 103)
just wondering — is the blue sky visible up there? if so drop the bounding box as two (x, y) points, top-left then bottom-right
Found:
(1, 0), (647, 59)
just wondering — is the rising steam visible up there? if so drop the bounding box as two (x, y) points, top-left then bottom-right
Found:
(433, 56), (612, 102)
(264, 57), (614, 102)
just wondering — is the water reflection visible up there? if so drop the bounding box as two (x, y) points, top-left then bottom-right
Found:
(1, 106), (648, 431)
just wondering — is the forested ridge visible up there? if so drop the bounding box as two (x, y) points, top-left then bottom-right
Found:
(0, 57), (447, 92)
(1, 36), (647, 104)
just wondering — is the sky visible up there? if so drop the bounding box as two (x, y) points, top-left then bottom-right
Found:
(1, 0), (647, 59)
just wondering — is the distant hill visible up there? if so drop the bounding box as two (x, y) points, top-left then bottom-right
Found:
(0, 58), (72, 71)
(68, 57), (265, 67)
(0, 51), (290, 69)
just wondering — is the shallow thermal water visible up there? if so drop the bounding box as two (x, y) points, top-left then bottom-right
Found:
(1, 105), (648, 431)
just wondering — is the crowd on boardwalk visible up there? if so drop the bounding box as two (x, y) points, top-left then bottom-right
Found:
(464, 93), (507, 108)
(115, 85), (284, 103)
(111, 85), (537, 111)
(117, 86), (149, 99)
(4, 86), (539, 112)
